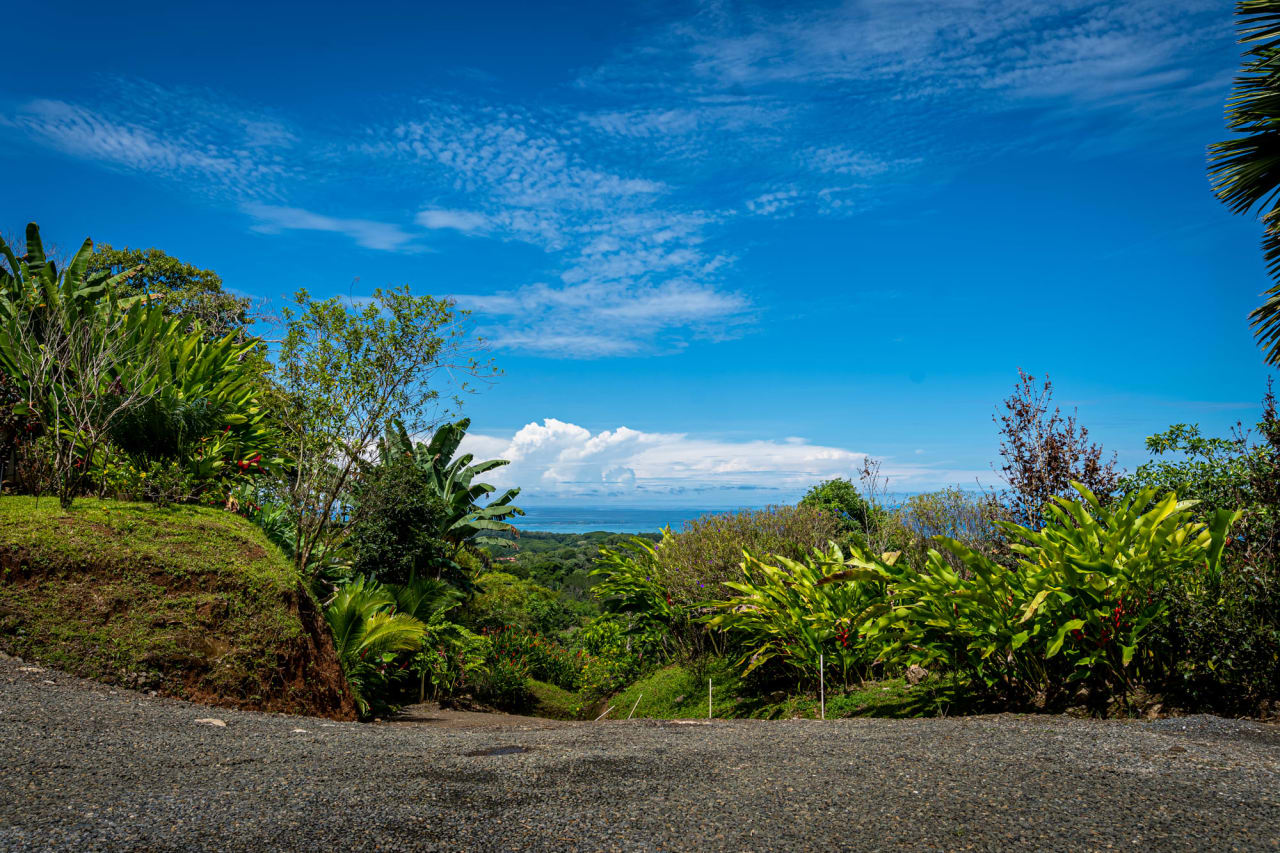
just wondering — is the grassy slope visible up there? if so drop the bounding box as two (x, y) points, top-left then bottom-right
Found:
(0, 497), (355, 719)
(604, 661), (970, 720)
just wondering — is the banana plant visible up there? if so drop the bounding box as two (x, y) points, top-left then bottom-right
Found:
(0, 224), (164, 507)
(379, 416), (523, 556)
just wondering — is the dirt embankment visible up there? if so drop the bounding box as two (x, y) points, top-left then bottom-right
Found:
(0, 497), (355, 720)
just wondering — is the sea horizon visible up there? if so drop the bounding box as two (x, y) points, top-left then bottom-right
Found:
(511, 505), (733, 534)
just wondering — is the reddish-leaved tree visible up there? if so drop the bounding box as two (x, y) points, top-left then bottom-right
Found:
(994, 369), (1120, 527)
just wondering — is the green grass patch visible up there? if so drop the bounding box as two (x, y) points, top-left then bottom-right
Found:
(0, 496), (353, 718)
(606, 657), (746, 719)
(528, 678), (580, 720)
(590, 656), (978, 721)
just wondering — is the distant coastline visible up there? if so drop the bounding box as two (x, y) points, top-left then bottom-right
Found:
(512, 506), (729, 534)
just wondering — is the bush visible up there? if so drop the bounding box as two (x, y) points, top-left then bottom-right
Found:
(799, 478), (882, 543)
(895, 487), (1006, 569)
(858, 484), (1237, 706)
(654, 505), (842, 608)
(346, 453), (452, 585)
(1159, 561), (1280, 712)
(463, 571), (579, 635)
(478, 629), (533, 711)
(571, 615), (665, 703)
(705, 544), (884, 688)
(484, 627), (583, 691)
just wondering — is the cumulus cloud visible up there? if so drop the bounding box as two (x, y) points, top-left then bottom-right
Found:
(460, 418), (989, 504)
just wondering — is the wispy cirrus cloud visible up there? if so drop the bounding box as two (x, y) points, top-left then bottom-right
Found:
(0, 0), (1235, 358)
(367, 100), (751, 355)
(3, 81), (297, 199)
(242, 203), (422, 252)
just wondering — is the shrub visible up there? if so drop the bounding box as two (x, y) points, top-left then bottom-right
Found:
(1159, 561), (1280, 712)
(478, 629), (533, 710)
(994, 369), (1120, 526)
(346, 453), (452, 585)
(705, 544), (886, 688)
(324, 576), (428, 716)
(484, 627), (583, 691)
(464, 571), (577, 635)
(654, 504), (842, 608)
(571, 615), (665, 703)
(857, 484), (1237, 705)
(799, 478), (882, 544)
(896, 486), (1006, 570)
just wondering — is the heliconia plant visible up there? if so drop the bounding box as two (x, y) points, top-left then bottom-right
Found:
(704, 543), (891, 687)
(843, 483), (1238, 704)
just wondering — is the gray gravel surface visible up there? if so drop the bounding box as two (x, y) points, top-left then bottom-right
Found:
(1, 657), (1278, 852)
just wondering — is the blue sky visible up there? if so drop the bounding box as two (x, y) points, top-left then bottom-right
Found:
(3, 0), (1275, 506)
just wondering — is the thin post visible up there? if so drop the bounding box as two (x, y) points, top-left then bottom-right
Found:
(594, 705), (615, 722)
(708, 677), (713, 719)
(627, 693), (642, 720)
(819, 652), (825, 720)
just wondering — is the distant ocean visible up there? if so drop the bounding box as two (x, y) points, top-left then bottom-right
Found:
(512, 506), (729, 534)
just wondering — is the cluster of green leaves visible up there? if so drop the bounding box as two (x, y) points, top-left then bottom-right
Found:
(484, 627), (584, 692)
(463, 570), (588, 635)
(640, 505), (842, 609)
(848, 486), (1234, 704)
(1210, 0), (1280, 364)
(324, 574), (477, 716)
(697, 485), (1237, 710)
(572, 614), (667, 705)
(0, 224), (274, 508)
(705, 544), (886, 688)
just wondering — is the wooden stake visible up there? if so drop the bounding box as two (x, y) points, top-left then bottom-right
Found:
(594, 705), (615, 722)
(819, 652), (825, 721)
(627, 693), (642, 720)
(708, 677), (713, 719)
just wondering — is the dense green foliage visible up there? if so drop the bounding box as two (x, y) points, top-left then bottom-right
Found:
(645, 505), (842, 608)
(84, 244), (252, 341)
(3, 206), (1277, 725)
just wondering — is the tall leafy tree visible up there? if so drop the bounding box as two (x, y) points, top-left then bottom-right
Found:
(1210, 0), (1280, 364)
(85, 245), (252, 341)
(274, 287), (493, 576)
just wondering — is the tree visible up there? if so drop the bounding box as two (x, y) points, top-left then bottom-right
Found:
(346, 452), (453, 586)
(273, 286), (492, 577)
(0, 224), (163, 508)
(994, 369), (1120, 527)
(85, 245), (252, 341)
(799, 477), (877, 541)
(1209, 0), (1280, 364)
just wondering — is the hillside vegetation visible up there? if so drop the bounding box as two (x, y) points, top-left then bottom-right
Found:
(0, 498), (355, 720)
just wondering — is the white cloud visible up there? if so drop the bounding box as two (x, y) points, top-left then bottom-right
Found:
(455, 279), (750, 357)
(415, 208), (490, 234)
(460, 418), (992, 504)
(242, 203), (421, 252)
(7, 98), (287, 198)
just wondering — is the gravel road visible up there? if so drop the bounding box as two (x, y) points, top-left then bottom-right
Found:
(1, 657), (1278, 852)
